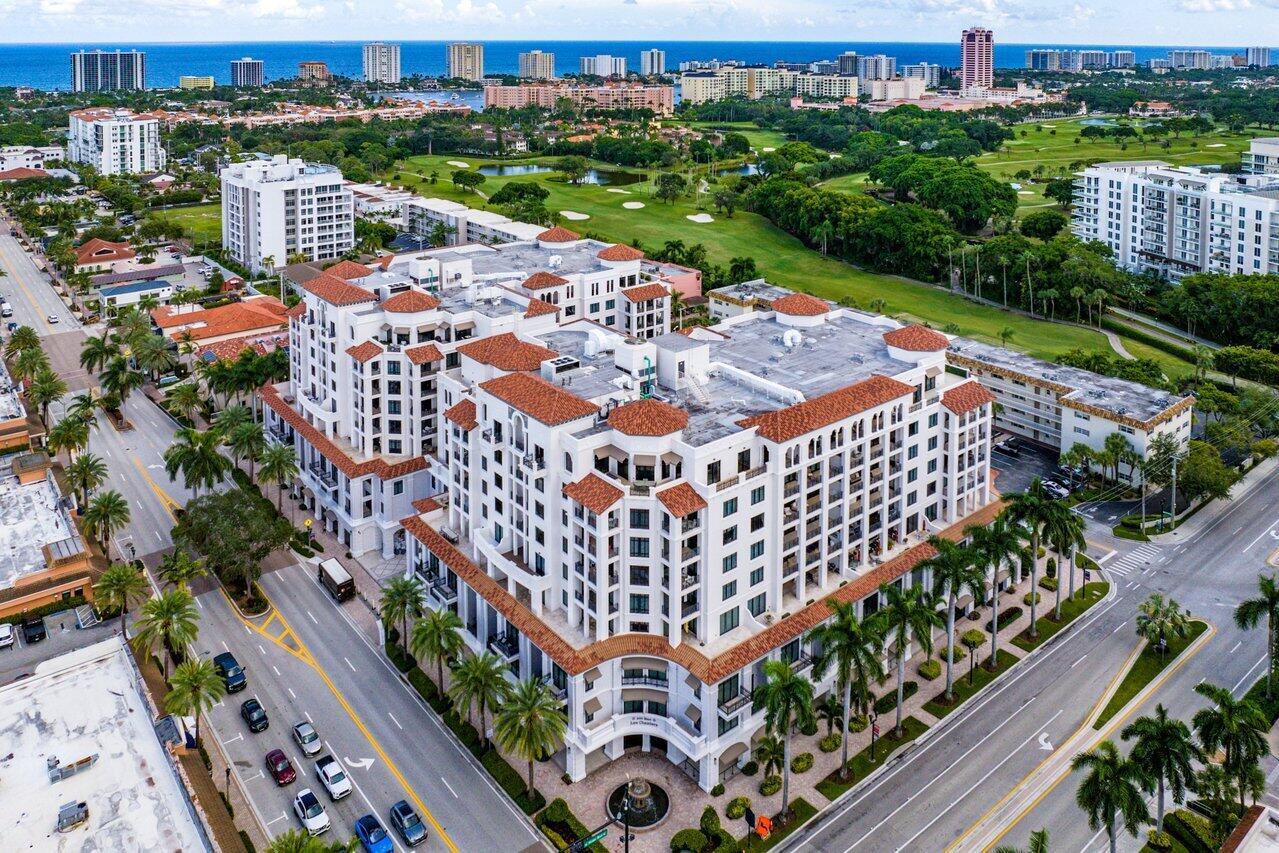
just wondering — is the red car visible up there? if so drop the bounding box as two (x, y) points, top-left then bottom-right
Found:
(266, 749), (296, 786)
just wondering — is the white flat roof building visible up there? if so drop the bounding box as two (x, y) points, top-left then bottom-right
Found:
(0, 145), (65, 171)
(0, 467), (82, 592)
(679, 66), (859, 104)
(67, 108), (166, 176)
(402, 197), (545, 246)
(363, 42), (402, 85)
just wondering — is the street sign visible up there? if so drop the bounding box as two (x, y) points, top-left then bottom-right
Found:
(1083, 570), (1091, 581)
(575, 828), (607, 849)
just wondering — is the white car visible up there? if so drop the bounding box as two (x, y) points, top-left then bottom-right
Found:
(292, 789), (330, 836)
(46, 314), (59, 324)
(292, 721), (322, 756)
(0, 624), (13, 649)
(314, 755), (352, 800)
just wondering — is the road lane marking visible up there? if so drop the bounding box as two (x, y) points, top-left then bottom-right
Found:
(1070, 653), (1088, 668)
(221, 641), (229, 652)
(266, 813), (288, 826)
(1230, 641), (1242, 654)
(272, 665), (281, 676)
(389, 712), (403, 730)
(441, 777), (459, 798)
(1232, 656), (1267, 695)
(288, 688), (297, 700)
(344, 656), (356, 672)
(307, 610), (318, 625)
(258, 644), (267, 655)
(1245, 518), (1279, 552)
(222, 733), (243, 745)
(1112, 621), (1126, 634)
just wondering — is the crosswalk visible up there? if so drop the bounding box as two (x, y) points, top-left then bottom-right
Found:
(1103, 543), (1161, 577)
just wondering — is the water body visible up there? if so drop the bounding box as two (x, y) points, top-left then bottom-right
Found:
(2, 40), (1264, 91)
(476, 163), (646, 186)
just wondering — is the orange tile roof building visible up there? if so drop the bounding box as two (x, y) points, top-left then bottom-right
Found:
(151, 294), (288, 346)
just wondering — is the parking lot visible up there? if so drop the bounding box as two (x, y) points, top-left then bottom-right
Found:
(990, 435), (1070, 496)
(0, 608), (119, 687)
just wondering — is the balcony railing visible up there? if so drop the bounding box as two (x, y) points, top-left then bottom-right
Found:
(717, 686), (751, 717)
(429, 577), (457, 605)
(487, 632), (520, 661)
(621, 674), (669, 688)
(308, 462), (337, 489)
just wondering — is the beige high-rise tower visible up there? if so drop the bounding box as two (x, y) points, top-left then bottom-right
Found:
(960, 27), (994, 90)
(447, 43), (485, 81)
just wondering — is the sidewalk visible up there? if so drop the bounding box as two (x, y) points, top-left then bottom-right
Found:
(1149, 455), (1279, 546)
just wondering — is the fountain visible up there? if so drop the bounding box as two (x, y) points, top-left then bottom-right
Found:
(606, 778), (670, 830)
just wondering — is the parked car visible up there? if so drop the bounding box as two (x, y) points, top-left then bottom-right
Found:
(388, 800), (427, 846)
(315, 755), (352, 800)
(0, 623), (14, 649)
(265, 749), (296, 785)
(212, 652), (246, 692)
(292, 789), (330, 836)
(22, 617), (46, 644)
(240, 698), (269, 733)
(292, 721), (322, 756)
(354, 814), (395, 853)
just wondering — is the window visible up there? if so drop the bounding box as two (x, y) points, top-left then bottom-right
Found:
(629, 566), (649, 585)
(737, 449), (751, 472)
(1074, 426), (1090, 436)
(630, 509), (649, 529)
(719, 607), (740, 635)
(750, 566), (764, 586)
(723, 498), (737, 517)
(629, 538), (650, 558)
(629, 594), (649, 614)
(706, 461), (721, 484)
(750, 541), (764, 559)
(722, 580), (737, 600)
(392, 480), (404, 495)
(723, 526), (738, 545)
(623, 700), (644, 714)
(723, 553), (737, 572)
(748, 593), (766, 616)
(751, 486), (765, 505)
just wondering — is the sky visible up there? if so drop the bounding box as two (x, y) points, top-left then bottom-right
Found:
(0, 0), (1275, 45)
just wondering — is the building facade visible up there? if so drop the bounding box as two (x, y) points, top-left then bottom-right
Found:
(483, 84), (674, 115)
(231, 57), (264, 87)
(298, 61), (332, 85)
(518, 50), (557, 80)
(447, 43), (485, 81)
(70, 50), (145, 92)
(363, 43), (402, 85)
(902, 62), (942, 87)
(855, 54), (897, 89)
(640, 49), (667, 77)
(678, 67), (859, 104)
(0, 145), (65, 171)
(402, 198), (545, 246)
(67, 108), (166, 176)
(179, 75), (214, 90)
(1248, 47), (1273, 68)
(220, 155), (355, 274)
(960, 28), (994, 90)
(1170, 49), (1212, 70)
(580, 55), (627, 77)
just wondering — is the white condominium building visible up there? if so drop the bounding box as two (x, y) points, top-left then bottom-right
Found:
(580, 55), (627, 77)
(447, 43), (485, 81)
(231, 57), (264, 88)
(0, 145), (65, 171)
(519, 50), (557, 80)
(67, 108), (165, 176)
(1247, 47), (1272, 68)
(220, 155), (354, 274)
(70, 49), (145, 92)
(1170, 49), (1212, 70)
(1243, 138), (1279, 176)
(679, 67), (858, 104)
(363, 43), (402, 85)
(902, 62), (942, 87)
(640, 49), (667, 77)
(402, 198), (545, 246)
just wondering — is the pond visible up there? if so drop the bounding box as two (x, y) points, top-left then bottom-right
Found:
(476, 164), (647, 186)
(714, 163), (760, 176)
(1078, 118), (1120, 127)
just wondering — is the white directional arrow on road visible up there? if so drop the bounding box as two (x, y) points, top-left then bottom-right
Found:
(1037, 732), (1054, 751)
(345, 757), (375, 770)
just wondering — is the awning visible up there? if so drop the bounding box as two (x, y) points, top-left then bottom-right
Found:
(685, 704), (702, 724)
(622, 688), (668, 705)
(583, 696), (603, 715)
(685, 672), (701, 689)
(623, 656), (669, 672)
(583, 667), (602, 683)
(719, 742), (748, 768)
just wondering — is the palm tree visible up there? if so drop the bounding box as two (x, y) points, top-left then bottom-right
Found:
(66, 452), (108, 508)
(213, 403), (252, 437)
(92, 561), (150, 635)
(449, 651), (512, 748)
(159, 549), (206, 590)
(47, 416), (88, 466)
(1121, 704), (1199, 834)
(925, 537), (985, 702)
(264, 829), (355, 852)
(25, 367), (67, 426)
(878, 583), (943, 737)
(380, 576), (426, 657)
(12, 345), (49, 382)
(410, 607), (465, 692)
(968, 514), (1027, 667)
(83, 489), (131, 556)
(133, 335), (177, 381)
(227, 421), (266, 478)
(5, 325), (40, 357)
(165, 381), (203, 425)
(492, 678), (567, 801)
(1192, 682), (1270, 816)
(163, 427), (231, 496)
(1234, 574), (1279, 700)
(165, 658), (226, 748)
(99, 356), (145, 403)
(753, 734), (786, 779)
(1006, 479), (1060, 639)
(1135, 593), (1190, 658)
(811, 599), (887, 779)
(994, 829), (1050, 853)
(132, 588), (200, 677)
(1071, 740), (1151, 853)
(756, 658), (816, 817)
(1044, 506), (1087, 614)
(259, 443), (299, 515)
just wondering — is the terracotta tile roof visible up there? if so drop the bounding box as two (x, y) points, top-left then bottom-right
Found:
(608, 398), (688, 436)
(883, 324), (950, 352)
(621, 283), (670, 303)
(739, 375), (914, 443)
(151, 297), (288, 341)
(345, 341), (383, 363)
(286, 302), (307, 319)
(458, 332), (557, 372)
(942, 380), (997, 414)
(562, 474), (623, 515)
(405, 343), (443, 365)
(261, 383), (427, 481)
(655, 482), (707, 518)
(412, 496), (443, 514)
(1222, 805), (1265, 853)
(302, 273), (378, 307)
(323, 259), (373, 281)
(537, 226), (580, 243)
(374, 255), (394, 270)
(74, 238), (135, 266)
(771, 293), (829, 316)
(382, 289), (440, 312)
(402, 498), (1003, 682)
(0, 167), (49, 181)
(480, 372), (598, 426)
(522, 271), (569, 291)
(196, 331), (288, 362)
(443, 399), (477, 430)
(597, 244), (644, 261)
(524, 297), (559, 318)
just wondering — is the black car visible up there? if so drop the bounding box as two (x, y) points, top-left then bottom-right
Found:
(240, 698), (269, 733)
(388, 800), (427, 846)
(213, 652), (246, 692)
(21, 617), (46, 644)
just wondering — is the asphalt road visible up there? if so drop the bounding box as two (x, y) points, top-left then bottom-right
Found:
(0, 224), (80, 336)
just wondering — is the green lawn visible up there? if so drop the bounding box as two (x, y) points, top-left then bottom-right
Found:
(149, 202), (222, 248)
(814, 716), (929, 801)
(923, 648), (1020, 718)
(680, 120), (791, 151)
(1093, 620), (1209, 730)
(1011, 582), (1111, 653)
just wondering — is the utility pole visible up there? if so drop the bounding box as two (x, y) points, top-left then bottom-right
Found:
(1169, 453), (1179, 531)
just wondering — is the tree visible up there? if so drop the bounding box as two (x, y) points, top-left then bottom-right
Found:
(1121, 704), (1198, 834)
(13, 345), (49, 384)
(1177, 440), (1239, 509)
(877, 583), (942, 736)
(132, 588), (200, 678)
(263, 829), (354, 852)
(1020, 209), (1068, 240)
(258, 443), (299, 515)
(448, 651), (511, 748)
(1192, 682), (1269, 816)
(213, 403), (252, 435)
(1071, 741), (1150, 853)
(756, 659), (816, 817)
(1135, 593), (1190, 658)
(451, 170), (486, 193)
(1006, 480), (1062, 638)
(133, 334), (177, 381)
(968, 514), (1027, 666)
(83, 489), (131, 556)
(47, 416), (88, 467)
(492, 678), (567, 801)
(159, 548), (206, 590)
(1044, 504), (1086, 613)
(66, 452), (107, 508)
(25, 367), (67, 426)
(5, 325), (40, 358)
(164, 427), (232, 496)
(227, 421), (266, 478)
(92, 561), (149, 635)
(410, 607), (465, 691)
(1044, 177), (1075, 206)
(79, 334), (119, 374)
(166, 658), (226, 748)
(993, 829), (1049, 853)
(753, 734), (785, 778)
(380, 576), (426, 658)
(99, 356), (145, 404)
(925, 537), (985, 702)
(173, 488), (293, 594)
(1235, 574), (1279, 700)
(165, 381), (203, 425)
(712, 188), (739, 218)
(654, 172), (687, 204)
(555, 155), (589, 185)
(810, 598), (887, 779)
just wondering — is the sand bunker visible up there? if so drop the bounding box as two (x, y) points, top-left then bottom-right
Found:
(606, 188), (631, 194)
(686, 213), (715, 223)
(446, 160), (469, 168)
(1206, 143), (1226, 148)
(622, 201), (645, 209)
(1017, 191), (1035, 196)
(560, 210), (590, 220)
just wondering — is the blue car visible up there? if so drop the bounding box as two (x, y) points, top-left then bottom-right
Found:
(354, 814), (394, 853)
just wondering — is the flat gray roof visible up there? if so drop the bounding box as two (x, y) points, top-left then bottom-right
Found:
(0, 473), (80, 588)
(0, 359), (23, 422)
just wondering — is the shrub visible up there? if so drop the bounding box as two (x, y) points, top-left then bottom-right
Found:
(799, 719), (818, 736)
(947, 642), (967, 661)
(1038, 576), (1059, 591)
(1164, 809), (1215, 853)
(726, 796), (750, 820)
(759, 775), (782, 796)
(849, 714), (869, 733)
(710, 783), (725, 796)
(741, 760), (759, 776)
(0, 594), (88, 626)
(986, 606), (1023, 633)
(701, 805), (721, 837)
(1146, 829), (1173, 852)
(874, 681), (917, 715)
(918, 659), (941, 680)
(790, 752), (814, 774)
(1037, 547), (1046, 559)
(544, 799), (569, 823)
(1046, 557), (1057, 578)
(819, 732), (842, 752)
(1023, 592), (1041, 606)
(671, 829), (708, 853)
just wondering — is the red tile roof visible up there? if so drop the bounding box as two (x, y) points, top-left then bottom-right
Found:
(883, 324), (950, 352)
(942, 381), (996, 414)
(405, 343), (444, 365)
(458, 333), (556, 372)
(345, 341), (383, 363)
(302, 273), (378, 307)
(151, 297), (288, 341)
(323, 259), (373, 281)
(480, 372), (598, 425)
(608, 398), (688, 436)
(0, 167), (49, 181)
(621, 283), (670, 303)
(443, 399), (478, 430)
(537, 226), (580, 243)
(74, 238), (134, 267)
(412, 496), (443, 514)
(563, 474), (623, 515)
(195, 331), (288, 362)
(739, 374), (915, 442)
(524, 297), (559, 318)
(522, 271), (569, 291)
(286, 302), (307, 319)
(382, 289), (440, 312)
(656, 482), (707, 518)
(771, 293), (830, 317)
(597, 244), (644, 261)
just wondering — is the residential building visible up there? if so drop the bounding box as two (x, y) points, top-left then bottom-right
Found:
(640, 49), (667, 77)
(867, 77), (926, 102)
(837, 51), (859, 75)
(447, 43), (485, 81)
(1242, 137), (1279, 175)
(70, 49), (145, 92)
(1026, 49), (1062, 71)
(179, 75), (214, 90)
(1211, 54), (1238, 70)
(678, 67), (858, 104)
(298, 60), (332, 85)
(1110, 50), (1137, 68)
(73, 237), (136, 274)
(793, 73), (860, 100)
(1078, 50), (1109, 69)
(402, 197), (545, 246)
(519, 50), (557, 81)
(1129, 100), (1178, 117)
(220, 155), (355, 274)
(1247, 47), (1272, 67)
(0, 358), (33, 454)
(66, 108), (166, 176)
(347, 181), (420, 216)
(902, 62), (943, 88)
(960, 27), (994, 90)
(151, 294), (289, 348)
(483, 84), (674, 115)
(0, 145), (65, 171)
(1170, 49), (1212, 70)
(363, 42), (402, 85)
(580, 54), (627, 78)
(231, 57), (265, 87)
(856, 54), (897, 85)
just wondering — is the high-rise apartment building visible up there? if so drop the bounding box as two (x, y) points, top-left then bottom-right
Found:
(855, 54), (896, 85)
(70, 50), (145, 92)
(1109, 50), (1136, 68)
(1247, 47), (1272, 67)
(960, 28), (994, 89)
(580, 54), (627, 77)
(363, 42), (401, 85)
(1078, 50), (1108, 69)
(298, 61), (332, 85)
(518, 50), (557, 80)
(1169, 49), (1211, 70)
(220, 155), (354, 275)
(1025, 49), (1061, 71)
(447, 43), (485, 81)
(67, 108), (166, 175)
(902, 62), (942, 88)
(640, 49), (667, 77)
(837, 52), (859, 75)
(231, 57), (264, 88)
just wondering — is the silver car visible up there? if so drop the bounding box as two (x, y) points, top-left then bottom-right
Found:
(292, 721), (322, 756)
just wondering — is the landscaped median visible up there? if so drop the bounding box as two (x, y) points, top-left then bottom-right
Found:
(1093, 620), (1210, 730)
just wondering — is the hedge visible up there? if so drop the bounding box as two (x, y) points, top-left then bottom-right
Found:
(0, 594), (88, 626)
(759, 775), (781, 796)
(536, 798), (604, 853)
(874, 681), (917, 715)
(918, 659), (941, 680)
(1038, 576), (1059, 591)
(790, 753), (813, 774)
(1100, 316), (1197, 364)
(1022, 592), (1041, 606)
(819, 733), (841, 753)
(726, 796), (750, 820)
(482, 748), (545, 814)
(1163, 809), (1215, 853)
(986, 606), (1023, 633)
(671, 829), (708, 852)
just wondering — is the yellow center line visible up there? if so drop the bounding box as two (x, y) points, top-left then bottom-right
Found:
(130, 456), (180, 519)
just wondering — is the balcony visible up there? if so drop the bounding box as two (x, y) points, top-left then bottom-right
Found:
(308, 462), (337, 490)
(429, 577), (457, 605)
(540, 674), (568, 703)
(621, 674), (670, 688)
(717, 686), (752, 718)
(787, 653), (814, 674)
(268, 424), (291, 443)
(487, 631), (520, 662)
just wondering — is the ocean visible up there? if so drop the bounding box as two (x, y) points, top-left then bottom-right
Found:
(1, 40), (1266, 91)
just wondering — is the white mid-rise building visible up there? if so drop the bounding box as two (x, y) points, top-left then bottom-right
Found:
(220, 155), (354, 274)
(519, 50), (557, 80)
(1244, 138), (1279, 176)
(1170, 49), (1212, 70)
(67, 108), (165, 176)
(402, 198), (545, 247)
(679, 67), (858, 104)
(363, 43), (401, 85)
(902, 62), (942, 88)
(640, 49), (666, 77)
(1248, 47), (1273, 68)
(580, 54), (627, 77)
(0, 145), (65, 171)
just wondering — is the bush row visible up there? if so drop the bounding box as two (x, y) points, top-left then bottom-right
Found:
(1100, 316), (1198, 364)
(1163, 809), (1216, 853)
(874, 681), (918, 715)
(986, 605), (1023, 633)
(0, 594), (87, 626)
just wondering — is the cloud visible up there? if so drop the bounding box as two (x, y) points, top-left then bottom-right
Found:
(1177, 0), (1251, 9)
